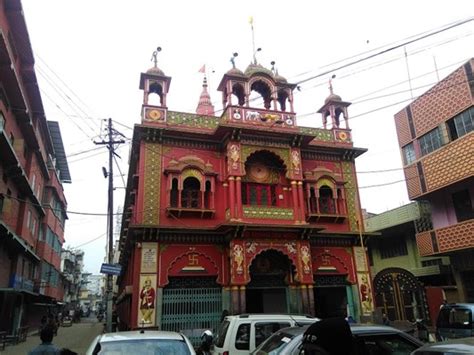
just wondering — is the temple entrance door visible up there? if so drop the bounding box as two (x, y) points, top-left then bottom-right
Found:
(246, 250), (295, 314)
(374, 268), (427, 322)
(313, 276), (348, 318)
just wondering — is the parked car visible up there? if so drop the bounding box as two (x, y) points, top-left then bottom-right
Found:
(436, 303), (474, 340)
(251, 323), (424, 355)
(85, 330), (196, 355)
(211, 314), (318, 355)
(411, 336), (474, 354)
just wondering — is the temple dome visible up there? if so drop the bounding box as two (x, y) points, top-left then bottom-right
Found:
(146, 66), (165, 76)
(325, 93), (342, 103)
(226, 67), (245, 76)
(244, 63), (273, 77)
(274, 73), (287, 83)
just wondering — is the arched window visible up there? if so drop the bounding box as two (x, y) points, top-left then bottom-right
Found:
(277, 89), (289, 112)
(182, 177), (200, 208)
(170, 178), (179, 207)
(249, 80), (272, 110)
(319, 186), (335, 214)
(232, 83), (246, 106)
(148, 82), (163, 106)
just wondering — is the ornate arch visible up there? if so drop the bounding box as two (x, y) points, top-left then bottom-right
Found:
(241, 147), (290, 175)
(316, 177), (336, 190)
(165, 251), (221, 285)
(181, 168), (203, 183)
(373, 267), (422, 293)
(246, 247), (297, 285)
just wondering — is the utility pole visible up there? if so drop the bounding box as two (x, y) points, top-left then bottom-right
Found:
(94, 118), (125, 333)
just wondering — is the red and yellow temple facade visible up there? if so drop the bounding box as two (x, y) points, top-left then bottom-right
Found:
(117, 57), (372, 336)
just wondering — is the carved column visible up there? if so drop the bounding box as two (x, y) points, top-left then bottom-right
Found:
(229, 177), (235, 219)
(297, 181), (305, 222)
(291, 181), (300, 222)
(236, 177), (242, 219)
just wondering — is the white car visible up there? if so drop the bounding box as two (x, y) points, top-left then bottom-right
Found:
(86, 330), (196, 355)
(212, 314), (318, 355)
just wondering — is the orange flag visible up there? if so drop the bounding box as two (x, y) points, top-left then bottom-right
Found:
(198, 65), (206, 73)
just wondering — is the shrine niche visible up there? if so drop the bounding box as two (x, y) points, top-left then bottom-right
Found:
(159, 245), (224, 286)
(304, 167), (347, 222)
(164, 155), (217, 217)
(311, 247), (356, 284)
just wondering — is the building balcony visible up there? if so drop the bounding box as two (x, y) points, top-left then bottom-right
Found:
(406, 131), (474, 200)
(166, 205), (215, 218)
(416, 218), (474, 256)
(242, 205), (294, 220)
(9, 274), (35, 293)
(306, 200), (347, 223)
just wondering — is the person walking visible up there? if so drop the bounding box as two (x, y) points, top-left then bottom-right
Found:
(28, 326), (61, 355)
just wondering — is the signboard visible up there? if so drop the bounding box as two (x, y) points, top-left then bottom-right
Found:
(141, 243), (157, 273)
(100, 263), (122, 275)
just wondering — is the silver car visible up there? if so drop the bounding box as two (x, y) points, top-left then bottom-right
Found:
(252, 324), (424, 355)
(86, 330), (196, 355)
(411, 337), (474, 354)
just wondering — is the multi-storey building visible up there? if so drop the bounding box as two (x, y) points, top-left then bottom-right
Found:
(117, 55), (372, 341)
(394, 58), (474, 302)
(60, 249), (84, 310)
(365, 202), (455, 324)
(0, 0), (70, 333)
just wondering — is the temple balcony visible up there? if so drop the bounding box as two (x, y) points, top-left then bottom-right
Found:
(241, 205), (294, 221)
(416, 218), (474, 256)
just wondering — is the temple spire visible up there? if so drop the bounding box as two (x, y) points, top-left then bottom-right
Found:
(196, 74), (215, 116)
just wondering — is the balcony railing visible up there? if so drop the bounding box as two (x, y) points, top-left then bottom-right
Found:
(416, 218), (474, 256)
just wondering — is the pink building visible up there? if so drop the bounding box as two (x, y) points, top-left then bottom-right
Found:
(394, 58), (474, 302)
(0, 0), (71, 334)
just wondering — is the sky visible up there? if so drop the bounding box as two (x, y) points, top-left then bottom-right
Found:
(20, 1), (473, 274)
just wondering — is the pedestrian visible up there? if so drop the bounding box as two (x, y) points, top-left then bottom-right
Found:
(382, 312), (390, 326)
(300, 317), (358, 355)
(40, 315), (47, 331)
(28, 326), (61, 355)
(47, 314), (58, 336)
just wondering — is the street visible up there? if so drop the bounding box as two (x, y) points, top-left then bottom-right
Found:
(2, 317), (103, 355)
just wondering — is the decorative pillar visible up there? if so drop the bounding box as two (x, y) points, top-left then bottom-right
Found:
(239, 286), (246, 313)
(222, 182), (228, 213)
(307, 285), (315, 316)
(229, 177), (235, 219)
(236, 177), (242, 219)
(291, 181), (300, 222)
(300, 285), (309, 314)
(297, 181), (305, 222)
(231, 286), (240, 314)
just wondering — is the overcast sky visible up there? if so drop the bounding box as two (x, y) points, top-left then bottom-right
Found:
(20, 1), (473, 274)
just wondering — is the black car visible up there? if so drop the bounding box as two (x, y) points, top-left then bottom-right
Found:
(251, 323), (425, 355)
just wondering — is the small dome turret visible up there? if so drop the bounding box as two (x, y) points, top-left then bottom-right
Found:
(146, 66), (165, 76)
(244, 63), (273, 77)
(226, 67), (245, 77)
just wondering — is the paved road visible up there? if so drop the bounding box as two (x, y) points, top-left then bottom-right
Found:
(3, 317), (103, 355)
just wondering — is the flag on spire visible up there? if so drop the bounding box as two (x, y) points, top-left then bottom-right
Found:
(249, 16), (253, 25)
(198, 65), (206, 74)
